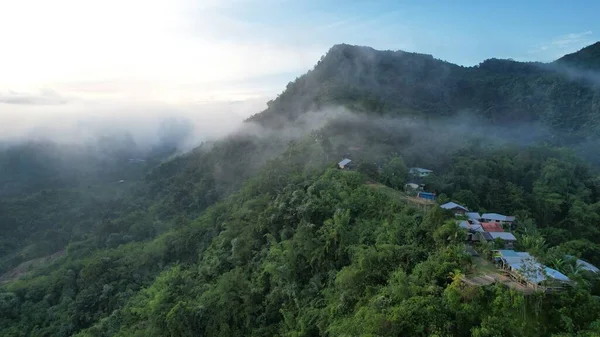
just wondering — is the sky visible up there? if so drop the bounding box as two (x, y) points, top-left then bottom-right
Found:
(0, 0), (598, 142)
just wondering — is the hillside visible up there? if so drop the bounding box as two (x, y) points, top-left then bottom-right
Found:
(251, 43), (600, 139)
(556, 42), (600, 70)
(1, 43), (600, 336)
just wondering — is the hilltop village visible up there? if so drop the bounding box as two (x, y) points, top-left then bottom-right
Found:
(337, 158), (600, 293)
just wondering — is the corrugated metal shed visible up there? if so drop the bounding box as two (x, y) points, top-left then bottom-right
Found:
(545, 267), (570, 282)
(496, 250), (570, 284)
(496, 249), (520, 258)
(577, 259), (600, 273)
(482, 213), (515, 222)
(338, 158), (352, 168)
(458, 220), (470, 229)
(470, 224), (484, 232)
(440, 202), (468, 211)
(457, 220), (484, 232)
(489, 232), (517, 241)
(466, 212), (481, 220)
(480, 232), (493, 241)
(566, 255), (600, 273)
(410, 167), (433, 174)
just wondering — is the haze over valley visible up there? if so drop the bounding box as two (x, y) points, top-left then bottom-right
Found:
(2, 1), (600, 336)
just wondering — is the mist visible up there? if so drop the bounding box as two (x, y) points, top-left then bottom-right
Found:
(0, 97), (266, 152)
(197, 105), (558, 180)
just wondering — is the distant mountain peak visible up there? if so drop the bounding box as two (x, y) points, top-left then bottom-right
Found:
(555, 41), (600, 70)
(322, 43), (435, 62)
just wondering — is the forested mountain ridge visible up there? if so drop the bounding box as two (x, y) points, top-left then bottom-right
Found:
(2, 43), (600, 336)
(251, 42), (600, 138)
(556, 42), (600, 70)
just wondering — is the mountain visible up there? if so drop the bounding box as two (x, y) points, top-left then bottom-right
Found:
(2, 43), (600, 336)
(251, 43), (600, 138)
(556, 42), (600, 70)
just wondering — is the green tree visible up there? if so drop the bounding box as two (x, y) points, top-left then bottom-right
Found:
(379, 157), (409, 189)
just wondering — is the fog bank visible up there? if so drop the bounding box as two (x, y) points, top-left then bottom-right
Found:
(0, 98), (266, 151)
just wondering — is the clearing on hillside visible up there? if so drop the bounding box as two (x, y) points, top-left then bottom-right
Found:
(365, 182), (435, 209)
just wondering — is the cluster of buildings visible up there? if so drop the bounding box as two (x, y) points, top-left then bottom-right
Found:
(338, 160), (599, 292)
(441, 201), (518, 249)
(407, 167), (433, 189)
(442, 201), (600, 292)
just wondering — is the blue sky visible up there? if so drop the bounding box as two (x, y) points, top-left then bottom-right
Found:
(0, 0), (598, 141)
(220, 0), (599, 65)
(2, 0), (598, 99)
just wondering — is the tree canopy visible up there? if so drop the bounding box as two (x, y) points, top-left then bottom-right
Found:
(2, 42), (600, 336)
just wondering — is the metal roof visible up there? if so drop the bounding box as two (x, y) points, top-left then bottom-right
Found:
(578, 260), (600, 273)
(466, 212), (481, 220)
(496, 249), (520, 257)
(480, 232), (493, 240)
(338, 158), (352, 166)
(509, 262), (547, 284)
(480, 222), (504, 232)
(489, 232), (517, 241)
(481, 213), (515, 222)
(545, 267), (570, 282)
(440, 202), (468, 211)
(470, 224), (484, 232)
(497, 250), (569, 284)
(458, 220), (470, 229)
(410, 167), (433, 173)
(458, 220), (484, 232)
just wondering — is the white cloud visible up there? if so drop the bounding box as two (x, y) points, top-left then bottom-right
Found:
(527, 31), (594, 60)
(0, 0), (322, 102)
(0, 89), (67, 105)
(0, 96), (266, 146)
(0, 0), (334, 143)
(551, 31), (593, 48)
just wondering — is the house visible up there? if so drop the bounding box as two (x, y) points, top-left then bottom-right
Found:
(481, 213), (515, 225)
(493, 250), (570, 291)
(440, 201), (468, 215)
(478, 231), (494, 243)
(483, 232), (517, 248)
(469, 223), (484, 232)
(338, 158), (352, 169)
(458, 220), (484, 232)
(417, 191), (436, 201)
(577, 259), (600, 274)
(566, 255), (600, 274)
(407, 177), (426, 189)
(409, 167), (433, 178)
(458, 220), (484, 242)
(466, 212), (481, 222)
(404, 183), (421, 191)
(480, 222), (504, 232)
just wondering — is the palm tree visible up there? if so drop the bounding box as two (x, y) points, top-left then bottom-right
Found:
(563, 262), (584, 278)
(520, 234), (547, 255)
(550, 258), (564, 271)
(559, 260), (592, 288)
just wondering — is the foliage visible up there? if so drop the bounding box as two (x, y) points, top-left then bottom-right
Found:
(2, 144), (600, 336)
(3, 42), (600, 336)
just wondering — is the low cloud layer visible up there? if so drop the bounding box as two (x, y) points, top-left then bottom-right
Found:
(0, 97), (266, 152)
(0, 89), (67, 105)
